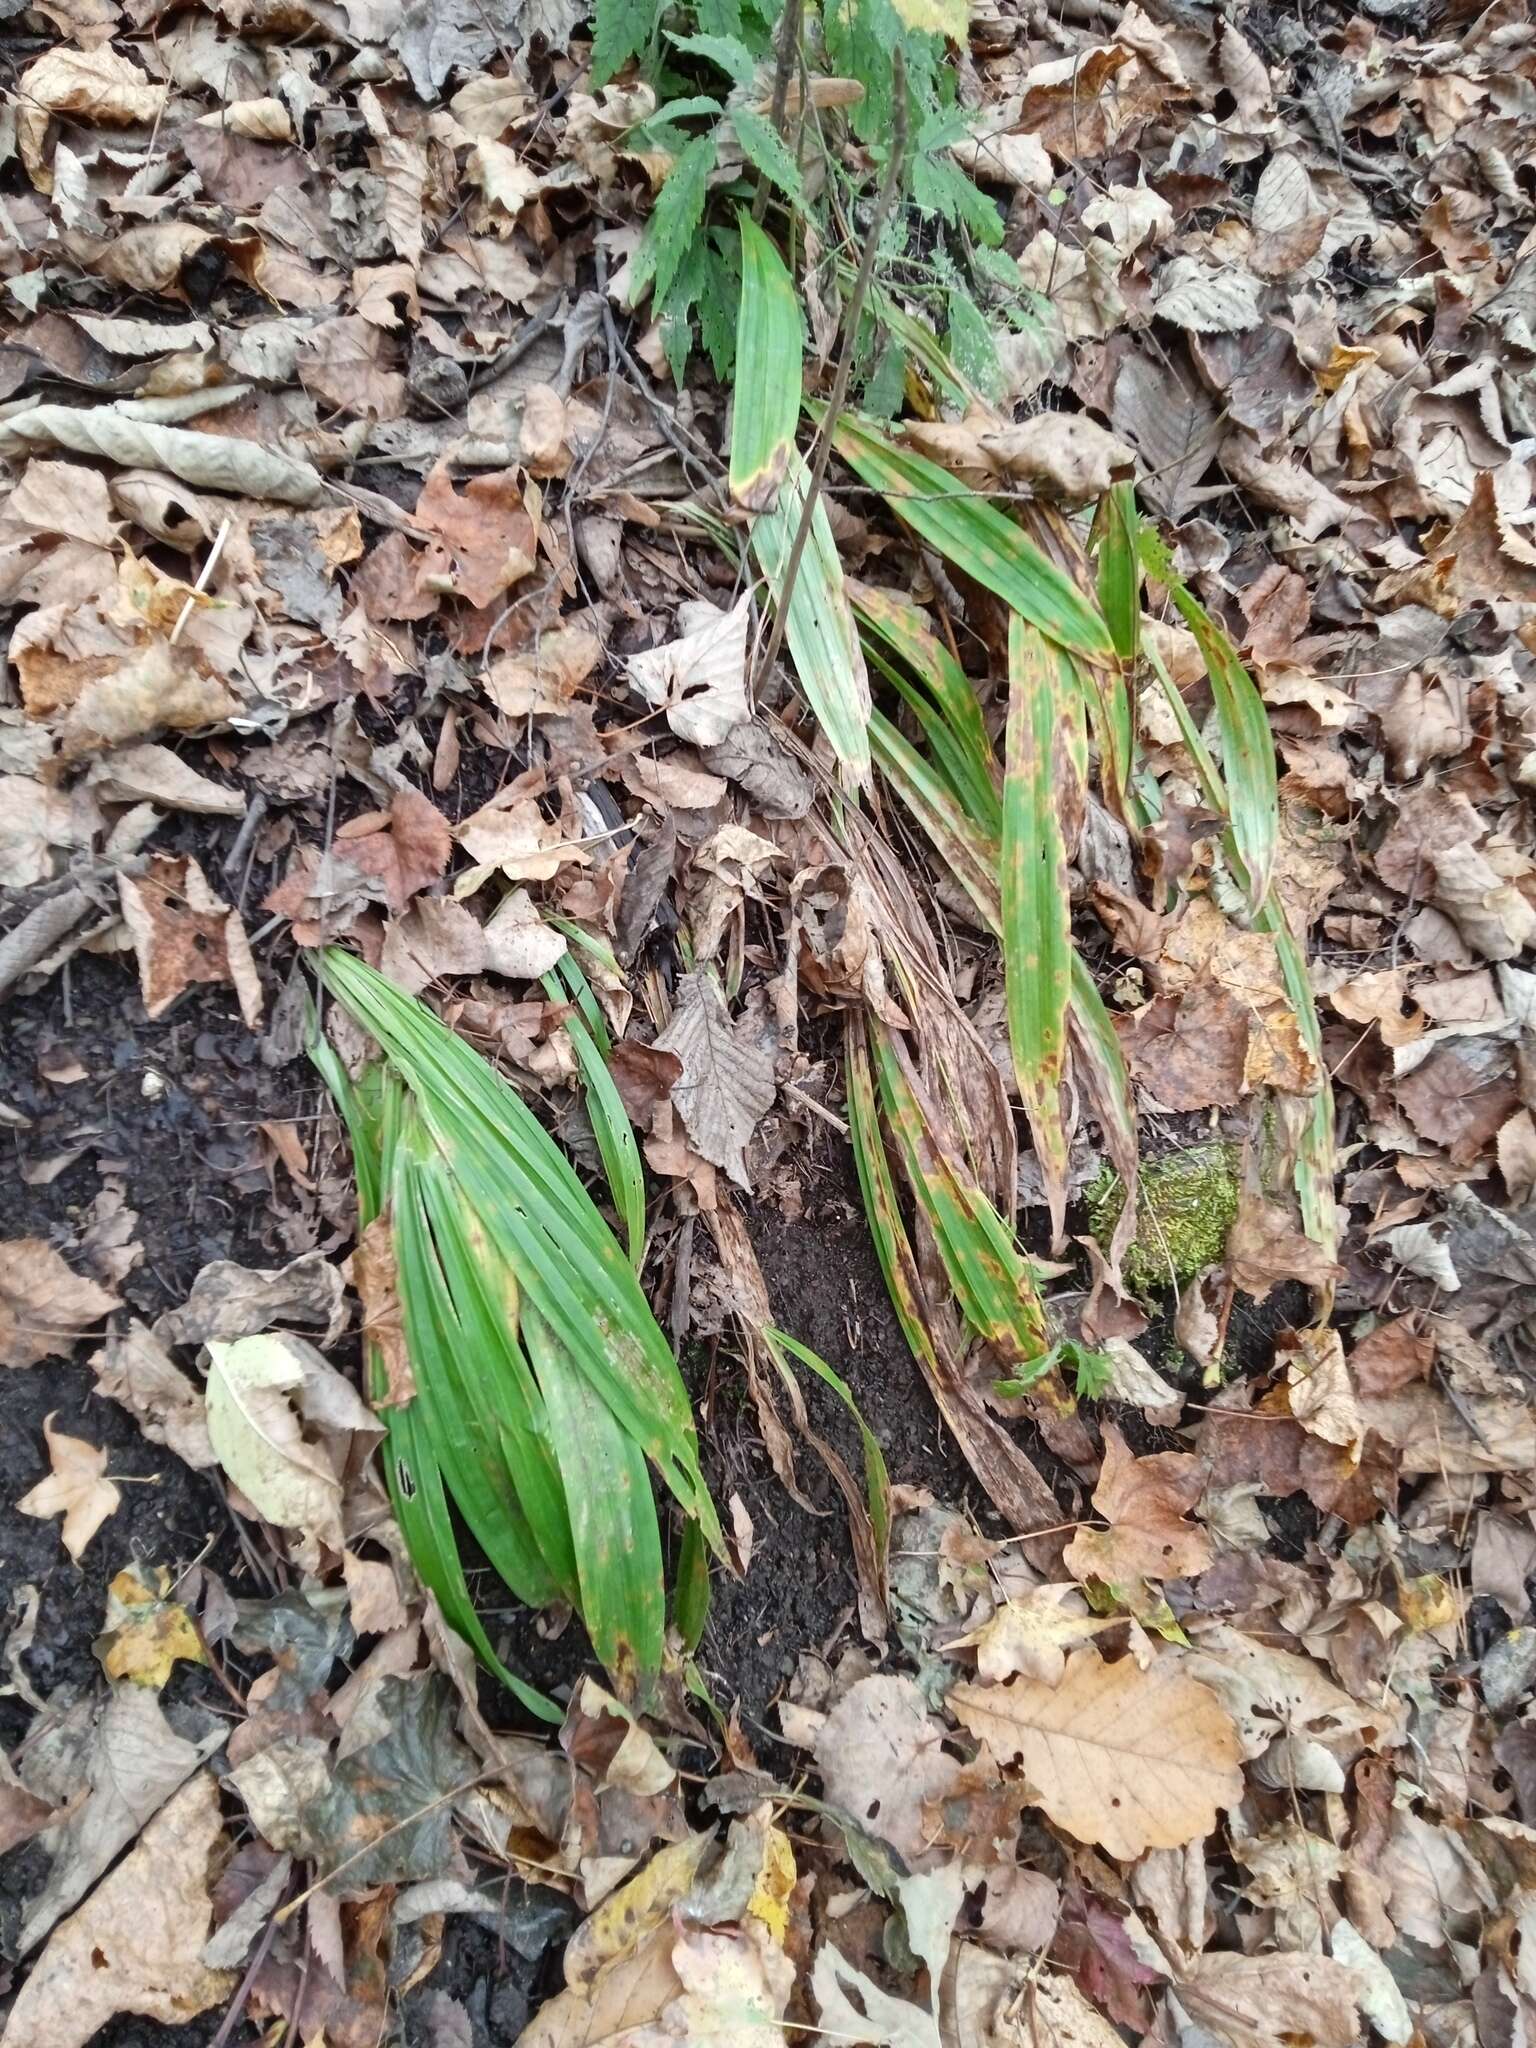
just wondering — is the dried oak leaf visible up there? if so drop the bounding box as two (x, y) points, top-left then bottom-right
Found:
(119, 853), (263, 1029)
(1064, 1423), (1213, 1591)
(17, 1414), (120, 1562)
(0, 1237), (120, 1368)
(653, 972), (775, 1189)
(0, 1773), (232, 2048)
(948, 1648), (1243, 1860)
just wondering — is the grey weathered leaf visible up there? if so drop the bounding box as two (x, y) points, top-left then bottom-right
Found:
(1110, 352), (1220, 522)
(0, 405), (322, 506)
(653, 972), (776, 1188)
(18, 1689), (224, 1954)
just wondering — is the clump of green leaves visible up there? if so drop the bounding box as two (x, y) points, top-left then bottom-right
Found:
(311, 949), (723, 1713)
(604, 0), (1042, 391)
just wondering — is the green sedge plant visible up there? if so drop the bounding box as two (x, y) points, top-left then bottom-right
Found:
(311, 948), (724, 1713)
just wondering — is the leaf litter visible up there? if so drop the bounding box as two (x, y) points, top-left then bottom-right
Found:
(0, 0), (1535, 2039)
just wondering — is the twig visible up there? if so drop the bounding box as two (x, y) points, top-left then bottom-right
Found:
(750, 47), (908, 700)
(168, 517), (230, 647)
(752, 0), (807, 222)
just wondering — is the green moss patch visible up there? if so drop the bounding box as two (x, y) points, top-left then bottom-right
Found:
(1087, 1143), (1240, 1298)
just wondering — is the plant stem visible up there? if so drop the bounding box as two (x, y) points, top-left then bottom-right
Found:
(751, 46), (908, 702)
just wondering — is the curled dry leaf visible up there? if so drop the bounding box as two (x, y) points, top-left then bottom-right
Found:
(948, 1648), (1244, 1861)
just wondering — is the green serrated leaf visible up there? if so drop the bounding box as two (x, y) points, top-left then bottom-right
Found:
(631, 131), (719, 309)
(592, 0), (656, 87)
(668, 29), (757, 82)
(731, 106), (806, 201)
(946, 286), (1001, 399)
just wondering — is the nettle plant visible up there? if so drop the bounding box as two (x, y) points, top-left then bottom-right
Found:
(596, 0), (1042, 392)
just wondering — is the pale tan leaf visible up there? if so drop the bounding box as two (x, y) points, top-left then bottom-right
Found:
(1175, 1951), (1358, 2048)
(17, 47), (166, 188)
(947, 1649), (1243, 1860)
(627, 596), (752, 748)
(1153, 256), (1262, 333)
(0, 1238), (120, 1368)
(0, 1774), (232, 2048)
(17, 1414), (120, 1562)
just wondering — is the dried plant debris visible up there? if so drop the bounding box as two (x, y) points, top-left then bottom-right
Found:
(1, 0), (1536, 2040)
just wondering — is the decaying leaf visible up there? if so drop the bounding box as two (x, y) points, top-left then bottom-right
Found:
(653, 971), (776, 1189)
(0, 1239), (119, 1368)
(205, 1332), (379, 1565)
(0, 1773), (232, 2048)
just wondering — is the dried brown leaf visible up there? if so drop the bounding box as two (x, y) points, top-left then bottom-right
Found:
(949, 1650), (1243, 1860)
(0, 1238), (120, 1368)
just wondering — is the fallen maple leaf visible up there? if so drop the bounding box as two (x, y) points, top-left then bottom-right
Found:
(0, 1238), (120, 1368)
(948, 1648), (1243, 1861)
(1064, 1423), (1213, 1592)
(948, 1583), (1112, 1685)
(18, 1413), (121, 1562)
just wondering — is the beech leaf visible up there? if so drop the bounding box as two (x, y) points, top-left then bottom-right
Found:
(948, 1648), (1244, 1860)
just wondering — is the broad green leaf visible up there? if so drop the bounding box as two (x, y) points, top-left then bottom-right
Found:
(1003, 619), (1073, 1245)
(313, 951), (725, 1705)
(730, 215), (802, 513)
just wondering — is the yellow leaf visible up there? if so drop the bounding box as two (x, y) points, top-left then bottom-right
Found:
(746, 1824), (796, 1944)
(890, 0), (968, 36)
(96, 1565), (207, 1690)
